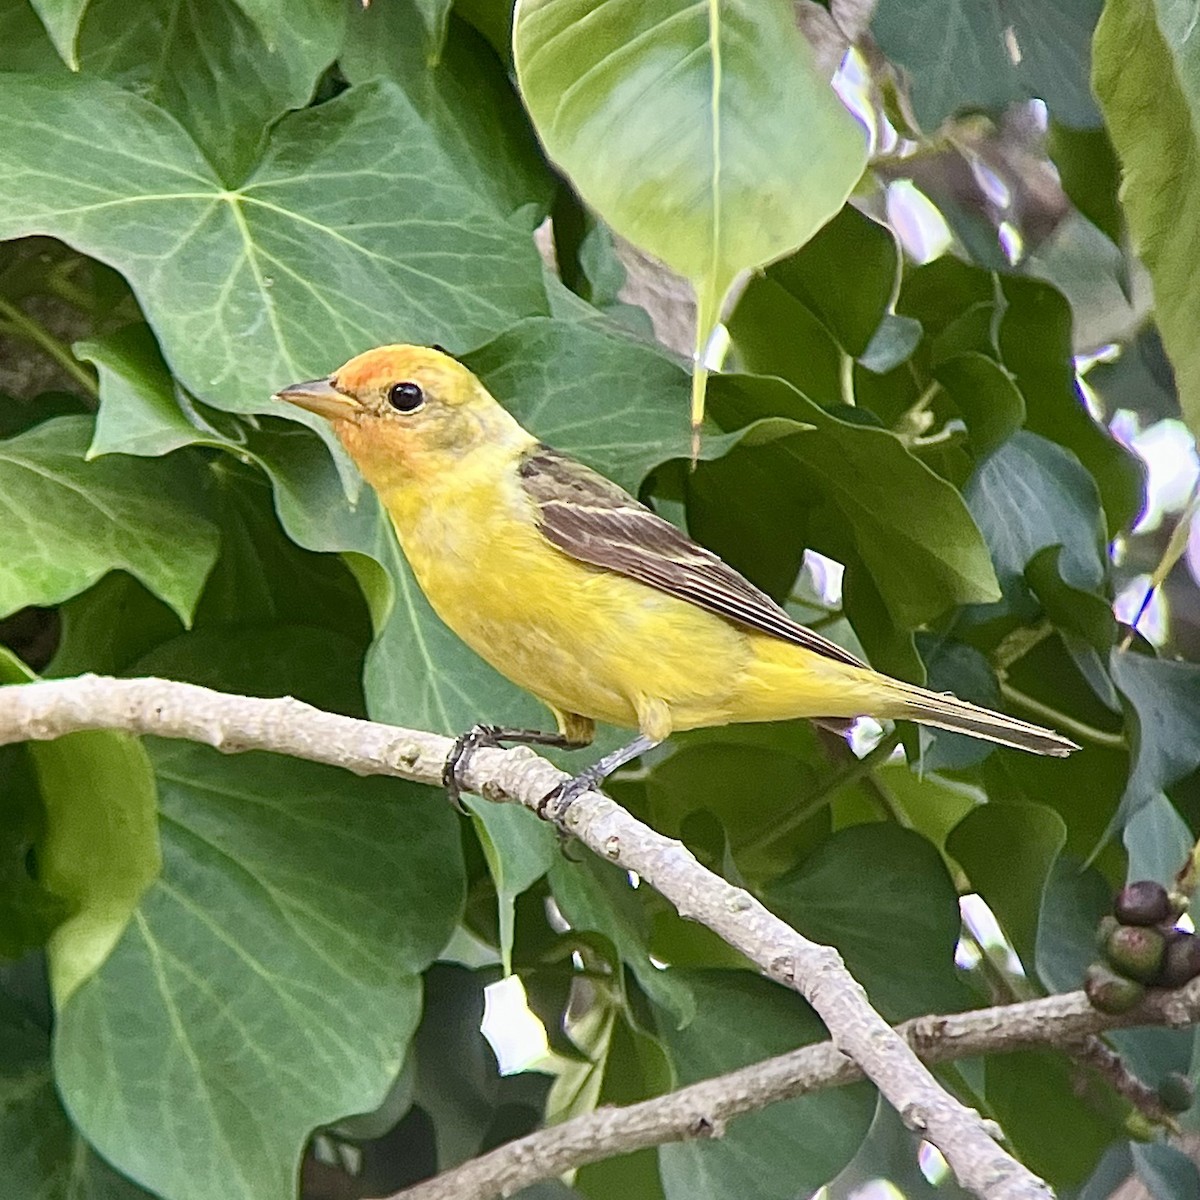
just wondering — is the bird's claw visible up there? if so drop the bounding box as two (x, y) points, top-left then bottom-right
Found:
(536, 769), (602, 823)
(442, 723), (501, 813)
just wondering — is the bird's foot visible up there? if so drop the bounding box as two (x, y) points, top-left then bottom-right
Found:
(442, 723), (502, 813)
(535, 733), (661, 823)
(537, 767), (606, 823)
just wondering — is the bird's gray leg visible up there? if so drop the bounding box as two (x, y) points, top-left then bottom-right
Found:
(538, 733), (661, 821)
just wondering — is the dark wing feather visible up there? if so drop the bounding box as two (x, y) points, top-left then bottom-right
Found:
(518, 445), (867, 670)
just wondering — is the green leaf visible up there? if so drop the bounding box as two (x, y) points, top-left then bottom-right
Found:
(726, 275), (844, 408)
(872, 0), (1104, 131)
(934, 352), (1026, 458)
(704, 373), (1001, 628)
(1034, 853), (1112, 994)
(0, 648), (160, 1007)
(0, 76), (549, 416)
(1094, 0), (1200, 437)
(341, 0), (553, 216)
(0, 0), (63, 71)
(640, 728), (836, 883)
(466, 797), (557, 975)
(514, 0), (866, 398)
(1107, 652), (1200, 836)
(0, 737), (74, 960)
(1045, 123), (1123, 246)
(79, 325), (213, 459)
(859, 314), (923, 375)
(411, 964), (502, 1168)
(0, 416), (218, 622)
(1132, 1142), (1200, 1199)
(764, 824), (970, 1021)
(549, 856), (695, 1028)
(996, 276), (1145, 537)
(655, 970), (875, 1199)
(1123, 793), (1193, 889)
(56, 742), (464, 1200)
(762, 204), (903, 359)
(77, 0), (344, 184)
(962, 431), (1106, 604)
(946, 802), (1066, 975)
(1025, 546), (1117, 653)
(27, 0), (88, 67)
(986, 1051), (1124, 1187)
(0, 994), (154, 1199)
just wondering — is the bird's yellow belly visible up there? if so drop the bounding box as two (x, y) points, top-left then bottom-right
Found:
(392, 491), (748, 735)
(385, 468), (888, 739)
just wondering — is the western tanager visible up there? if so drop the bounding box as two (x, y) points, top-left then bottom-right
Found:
(276, 345), (1075, 809)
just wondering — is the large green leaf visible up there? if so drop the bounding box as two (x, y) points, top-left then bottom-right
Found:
(76, 0), (344, 183)
(764, 824), (970, 1021)
(1094, 0), (1200, 437)
(873, 0), (1103, 131)
(514, 0), (866, 397)
(1106, 652), (1200, 836)
(0, 416), (218, 624)
(0, 648), (161, 1008)
(962, 431), (1106, 603)
(987, 1051), (1125, 1187)
(947, 803), (1066, 977)
(56, 742), (463, 1200)
(341, 0), (553, 216)
(701, 373), (1001, 629)
(0, 994), (153, 1199)
(656, 970), (875, 1199)
(27, 0), (88, 67)
(0, 740), (73, 960)
(0, 75), (549, 416)
(996, 276), (1145, 537)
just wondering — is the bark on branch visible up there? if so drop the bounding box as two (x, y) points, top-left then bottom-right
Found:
(385, 981), (1200, 1200)
(0, 675), (1054, 1200)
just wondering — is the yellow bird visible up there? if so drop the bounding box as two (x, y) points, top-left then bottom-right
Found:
(276, 346), (1075, 811)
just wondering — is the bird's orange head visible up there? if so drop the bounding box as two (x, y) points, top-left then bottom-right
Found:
(274, 345), (530, 491)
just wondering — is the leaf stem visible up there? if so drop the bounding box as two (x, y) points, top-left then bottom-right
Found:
(0, 294), (97, 397)
(997, 680), (1127, 751)
(745, 728), (904, 855)
(839, 351), (856, 407)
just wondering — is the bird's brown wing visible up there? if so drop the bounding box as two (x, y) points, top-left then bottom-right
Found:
(518, 444), (867, 670)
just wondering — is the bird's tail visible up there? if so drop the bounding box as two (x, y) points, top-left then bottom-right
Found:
(887, 680), (1078, 757)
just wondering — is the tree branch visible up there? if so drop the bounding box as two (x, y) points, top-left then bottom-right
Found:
(383, 981), (1200, 1200)
(0, 675), (1051, 1200)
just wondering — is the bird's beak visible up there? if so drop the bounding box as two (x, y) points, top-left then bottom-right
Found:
(273, 376), (360, 421)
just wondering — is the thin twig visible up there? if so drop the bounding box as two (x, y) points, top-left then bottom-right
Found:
(383, 982), (1200, 1200)
(0, 675), (1052, 1200)
(998, 679), (1127, 751)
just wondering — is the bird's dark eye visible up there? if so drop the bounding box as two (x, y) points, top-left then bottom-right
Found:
(387, 381), (424, 413)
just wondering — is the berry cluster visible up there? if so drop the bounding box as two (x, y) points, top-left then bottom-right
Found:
(1085, 881), (1200, 1013)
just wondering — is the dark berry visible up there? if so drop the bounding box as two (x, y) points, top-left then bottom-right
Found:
(1157, 932), (1200, 988)
(1114, 881), (1172, 926)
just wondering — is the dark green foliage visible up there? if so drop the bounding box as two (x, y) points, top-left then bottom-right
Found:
(0, 2), (1195, 1198)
